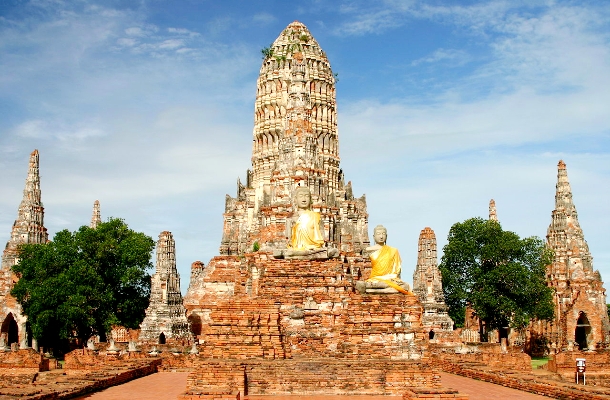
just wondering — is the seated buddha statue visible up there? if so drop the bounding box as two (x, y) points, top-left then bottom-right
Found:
(273, 186), (338, 259)
(356, 225), (411, 294)
(289, 186), (325, 250)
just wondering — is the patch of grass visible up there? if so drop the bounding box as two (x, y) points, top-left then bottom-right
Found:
(531, 356), (550, 369)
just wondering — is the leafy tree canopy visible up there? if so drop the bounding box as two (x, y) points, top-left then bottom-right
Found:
(11, 218), (154, 352)
(439, 217), (554, 334)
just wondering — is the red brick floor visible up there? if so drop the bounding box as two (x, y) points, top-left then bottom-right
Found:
(73, 372), (189, 400)
(440, 372), (551, 400)
(73, 371), (553, 400)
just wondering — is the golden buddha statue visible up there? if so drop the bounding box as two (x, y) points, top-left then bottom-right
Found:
(273, 186), (338, 259)
(289, 187), (325, 250)
(357, 225), (410, 294)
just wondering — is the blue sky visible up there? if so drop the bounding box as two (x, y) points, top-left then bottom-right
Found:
(1, 0), (609, 294)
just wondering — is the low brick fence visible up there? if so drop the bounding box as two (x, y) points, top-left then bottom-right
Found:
(0, 349), (44, 369)
(180, 358), (465, 399)
(548, 350), (610, 373)
(64, 347), (198, 372)
(435, 358), (610, 400)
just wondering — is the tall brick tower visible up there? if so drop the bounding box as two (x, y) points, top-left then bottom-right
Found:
(489, 199), (498, 221)
(412, 227), (454, 335)
(139, 231), (190, 343)
(90, 200), (101, 229)
(183, 24), (451, 397)
(543, 160), (609, 349)
(220, 21), (368, 255)
(0, 150), (48, 347)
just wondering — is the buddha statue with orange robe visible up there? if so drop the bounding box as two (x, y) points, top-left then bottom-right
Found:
(356, 225), (411, 294)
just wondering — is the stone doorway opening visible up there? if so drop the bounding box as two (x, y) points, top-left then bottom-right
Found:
(1, 313), (19, 345)
(575, 312), (591, 350)
(158, 332), (166, 344)
(499, 327), (509, 342)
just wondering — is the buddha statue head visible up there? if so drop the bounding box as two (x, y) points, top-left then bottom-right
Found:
(373, 225), (387, 246)
(294, 186), (313, 210)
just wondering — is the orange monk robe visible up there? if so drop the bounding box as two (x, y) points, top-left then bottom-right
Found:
(289, 210), (325, 250)
(367, 245), (410, 295)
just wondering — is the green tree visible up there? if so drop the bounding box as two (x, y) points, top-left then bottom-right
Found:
(11, 218), (154, 353)
(439, 217), (554, 338)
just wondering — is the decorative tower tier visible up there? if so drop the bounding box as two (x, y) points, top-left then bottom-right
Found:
(220, 21), (368, 255)
(90, 200), (101, 229)
(489, 199), (497, 222)
(2, 150), (48, 269)
(1, 150), (48, 348)
(412, 227), (454, 335)
(139, 231), (190, 343)
(541, 160), (609, 350)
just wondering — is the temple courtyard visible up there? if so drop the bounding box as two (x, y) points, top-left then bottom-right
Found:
(74, 371), (550, 400)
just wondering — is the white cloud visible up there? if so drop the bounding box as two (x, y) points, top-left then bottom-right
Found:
(125, 25), (158, 37)
(116, 37), (137, 47)
(14, 120), (47, 138)
(157, 39), (184, 50)
(252, 12), (276, 25)
(410, 48), (470, 66)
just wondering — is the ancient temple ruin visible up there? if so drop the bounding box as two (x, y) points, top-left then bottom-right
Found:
(540, 160), (609, 350)
(220, 21), (368, 255)
(139, 231), (190, 344)
(0, 150), (47, 349)
(489, 199), (498, 221)
(90, 200), (101, 229)
(412, 227), (454, 337)
(181, 22), (463, 398)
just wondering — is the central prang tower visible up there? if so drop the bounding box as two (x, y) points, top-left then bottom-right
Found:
(220, 21), (368, 255)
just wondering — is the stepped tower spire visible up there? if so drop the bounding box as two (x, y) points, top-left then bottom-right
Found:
(546, 160), (592, 279)
(1, 150), (48, 348)
(540, 160), (609, 350)
(139, 231), (190, 343)
(220, 21), (368, 255)
(90, 200), (101, 229)
(2, 150), (48, 270)
(489, 199), (497, 221)
(412, 227), (453, 333)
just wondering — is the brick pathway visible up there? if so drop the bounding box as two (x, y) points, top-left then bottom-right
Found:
(440, 372), (552, 399)
(73, 370), (554, 400)
(73, 372), (189, 400)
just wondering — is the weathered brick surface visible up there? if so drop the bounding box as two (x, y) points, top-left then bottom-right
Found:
(549, 350), (610, 372)
(0, 357), (161, 399)
(430, 344), (532, 371)
(183, 251), (435, 396)
(186, 254), (426, 361)
(0, 348), (43, 369)
(64, 346), (199, 372)
(182, 359), (441, 398)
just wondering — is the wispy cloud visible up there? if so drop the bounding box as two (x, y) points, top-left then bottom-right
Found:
(13, 120), (106, 142)
(252, 12), (276, 25)
(410, 48), (470, 66)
